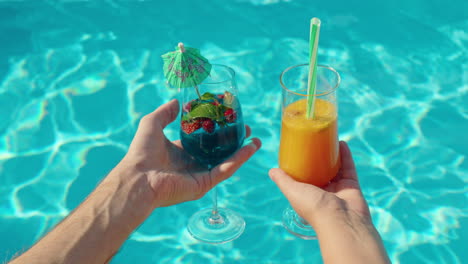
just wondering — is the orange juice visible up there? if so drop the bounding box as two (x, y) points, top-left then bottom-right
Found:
(279, 98), (340, 187)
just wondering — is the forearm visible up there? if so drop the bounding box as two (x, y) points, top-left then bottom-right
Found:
(314, 215), (391, 264)
(10, 164), (155, 264)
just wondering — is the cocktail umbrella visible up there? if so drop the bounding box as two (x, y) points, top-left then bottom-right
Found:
(162, 42), (212, 98)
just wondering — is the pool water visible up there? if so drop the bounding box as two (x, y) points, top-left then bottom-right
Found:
(0, 1), (466, 263)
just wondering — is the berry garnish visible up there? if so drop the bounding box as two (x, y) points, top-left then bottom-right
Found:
(224, 108), (237, 123)
(202, 119), (215, 133)
(181, 120), (201, 134)
(217, 94), (225, 100)
(183, 102), (192, 112)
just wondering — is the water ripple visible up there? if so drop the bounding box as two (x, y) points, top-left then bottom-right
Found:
(0, 1), (467, 263)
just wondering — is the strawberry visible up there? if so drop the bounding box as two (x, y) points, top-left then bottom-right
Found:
(224, 108), (237, 123)
(181, 120), (201, 134)
(202, 119), (215, 133)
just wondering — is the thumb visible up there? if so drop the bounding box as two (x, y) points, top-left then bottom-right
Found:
(133, 99), (179, 147)
(149, 99), (180, 129)
(269, 168), (299, 193)
(269, 168), (325, 221)
(269, 168), (324, 197)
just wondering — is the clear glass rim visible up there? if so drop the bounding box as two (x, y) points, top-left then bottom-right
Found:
(201, 64), (236, 85)
(279, 64), (341, 97)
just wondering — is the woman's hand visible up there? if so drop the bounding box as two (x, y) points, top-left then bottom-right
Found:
(269, 141), (370, 228)
(269, 141), (390, 264)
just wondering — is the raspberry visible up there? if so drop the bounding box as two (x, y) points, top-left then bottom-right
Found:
(183, 100), (196, 112)
(217, 94), (225, 100)
(181, 120), (201, 134)
(211, 100), (220, 106)
(224, 108), (237, 123)
(183, 103), (192, 112)
(202, 119), (215, 133)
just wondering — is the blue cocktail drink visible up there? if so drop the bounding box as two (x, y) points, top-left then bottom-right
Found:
(181, 122), (245, 167)
(179, 65), (247, 244)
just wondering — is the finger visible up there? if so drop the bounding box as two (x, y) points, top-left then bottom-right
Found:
(339, 141), (358, 181)
(172, 139), (183, 149)
(148, 99), (179, 129)
(209, 138), (261, 186)
(245, 125), (251, 138)
(268, 168), (326, 223)
(268, 168), (323, 201)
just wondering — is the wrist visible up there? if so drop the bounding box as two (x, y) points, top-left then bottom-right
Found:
(103, 161), (158, 212)
(12, 162), (158, 264)
(313, 212), (390, 264)
(313, 210), (374, 236)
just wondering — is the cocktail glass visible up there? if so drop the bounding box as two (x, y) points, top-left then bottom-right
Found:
(279, 63), (341, 239)
(181, 64), (246, 244)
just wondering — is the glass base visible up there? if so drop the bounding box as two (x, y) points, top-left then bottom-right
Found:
(282, 207), (317, 240)
(187, 208), (245, 244)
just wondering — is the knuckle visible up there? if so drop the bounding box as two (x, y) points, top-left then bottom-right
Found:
(139, 115), (151, 127)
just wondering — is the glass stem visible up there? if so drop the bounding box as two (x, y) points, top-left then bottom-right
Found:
(209, 187), (224, 224)
(298, 215), (310, 226)
(294, 211), (313, 229)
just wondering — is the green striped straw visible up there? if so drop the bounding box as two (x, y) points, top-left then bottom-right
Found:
(306, 17), (321, 119)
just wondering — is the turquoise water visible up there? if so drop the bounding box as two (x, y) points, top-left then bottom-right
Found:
(0, 0), (467, 263)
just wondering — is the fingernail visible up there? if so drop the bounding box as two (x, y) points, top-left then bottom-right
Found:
(248, 139), (259, 151)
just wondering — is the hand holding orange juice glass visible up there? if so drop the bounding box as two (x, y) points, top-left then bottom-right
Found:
(279, 63), (341, 239)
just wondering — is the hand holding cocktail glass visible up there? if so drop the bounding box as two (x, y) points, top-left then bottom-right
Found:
(162, 43), (255, 244)
(125, 99), (259, 208)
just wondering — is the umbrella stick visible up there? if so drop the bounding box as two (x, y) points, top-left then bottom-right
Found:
(195, 85), (202, 99)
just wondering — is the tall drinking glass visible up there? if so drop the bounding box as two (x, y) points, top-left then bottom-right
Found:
(180, 64), (246, 244)
(279, 64), (341, 239)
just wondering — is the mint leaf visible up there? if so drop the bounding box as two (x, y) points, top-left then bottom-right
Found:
(187, 103), (218, 119)
(190, 100), (200, 110)
(201, 92), (215, 101)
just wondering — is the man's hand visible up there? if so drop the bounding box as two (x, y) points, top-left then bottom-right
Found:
(120, 99), (261, 207)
